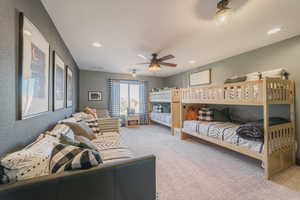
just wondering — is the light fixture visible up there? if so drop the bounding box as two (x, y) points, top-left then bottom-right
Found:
(92, 42), (102, 47)
(24, 30), (32, 36)
(268, 27), (281, 35)
(189, 60), (196, 64)
(131, 69), (137, 78)
(148, 63), (161, 72)
(215, 0), (232, 25)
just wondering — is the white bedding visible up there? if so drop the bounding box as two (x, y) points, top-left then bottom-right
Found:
(183, 120), (264, 153)
(150, 112), (171, 126)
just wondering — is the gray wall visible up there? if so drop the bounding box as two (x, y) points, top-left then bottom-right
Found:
(79, 70), (164, 110)
(164, 35), (300, 157)
(0, 0), (79, 155)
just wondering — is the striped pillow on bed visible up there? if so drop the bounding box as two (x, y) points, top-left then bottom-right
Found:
(198, 107), (214, 121)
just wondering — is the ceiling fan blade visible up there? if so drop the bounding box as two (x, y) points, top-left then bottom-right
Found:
(136, 62), (150, 65)
(158, 54), (175, 62)
(137, 54), (150, 60)
(160, 62), (177, 67)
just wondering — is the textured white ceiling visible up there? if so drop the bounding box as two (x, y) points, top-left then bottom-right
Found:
(42, 0), (300, 77)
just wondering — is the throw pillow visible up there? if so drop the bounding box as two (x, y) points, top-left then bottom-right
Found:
(83, 107), (98, 119)
(75, 136), (98, 151)
(50, 144), (102, 174)
(186, 108), (199, 120)
(198, 107), (214, 121)
(72, 112), (94, 121)
(63, 121), (96, 140)
(50, 124), (75, 141)
(85, 119), (101, 134)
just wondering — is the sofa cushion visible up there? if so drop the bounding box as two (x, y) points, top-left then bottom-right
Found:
(50, 144), (102, 174)
(0, 135), (59, 184)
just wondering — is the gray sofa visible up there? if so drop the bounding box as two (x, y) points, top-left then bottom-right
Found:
(0, 155), (156, 200)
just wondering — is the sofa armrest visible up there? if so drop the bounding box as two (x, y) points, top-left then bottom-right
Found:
(0, 155), (156, 200)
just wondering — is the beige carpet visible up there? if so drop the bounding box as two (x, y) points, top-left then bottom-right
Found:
(121, 125), (300, 200)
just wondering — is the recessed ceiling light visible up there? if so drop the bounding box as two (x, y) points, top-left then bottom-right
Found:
(268, 27), (281, 35)
(92, 42), (102, 47)
(24, 30), (32, 36)
(189, 60), (196, 64)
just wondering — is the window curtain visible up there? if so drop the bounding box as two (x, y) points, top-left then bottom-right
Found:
(108, 79), (120, 118)
(108, 79), (149, 125)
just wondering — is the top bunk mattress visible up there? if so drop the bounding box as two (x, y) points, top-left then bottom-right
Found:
(183, 120), (264, 153)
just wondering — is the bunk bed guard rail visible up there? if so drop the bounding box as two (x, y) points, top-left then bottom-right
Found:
(181, 78), (294, 105)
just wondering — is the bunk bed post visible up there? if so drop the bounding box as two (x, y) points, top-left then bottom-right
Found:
(290, 81), (296, 165)
(263, 78), (270, 179)
(171, 89), (182, 136)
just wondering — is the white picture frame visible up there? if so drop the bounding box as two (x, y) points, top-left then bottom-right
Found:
(66, 66), (73, 108)
(189, 69), (211, 87)
(19, 14), (50, 119)
(88, 91), (102, 101)
(53, 52), (65, 110)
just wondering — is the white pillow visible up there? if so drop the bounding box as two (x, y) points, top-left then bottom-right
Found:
(72, 112), (94, 121)
(50, 124), (75, 141)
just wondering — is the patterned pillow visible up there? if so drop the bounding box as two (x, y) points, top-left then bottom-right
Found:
(85, 119), (100, 134)
(50, 144), (102, 174)
(198, 107), (214, 121)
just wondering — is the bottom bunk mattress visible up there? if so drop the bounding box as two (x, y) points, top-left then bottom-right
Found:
(150, 112), (171, 126)
(183, 120), (264, 153)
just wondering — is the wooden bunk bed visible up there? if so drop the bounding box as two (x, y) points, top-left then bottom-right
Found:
(179, 78), (295, 179)
(149, 89), (181, 135)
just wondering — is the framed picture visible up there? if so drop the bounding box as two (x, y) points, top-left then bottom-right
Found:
(88, 91), (102, 101)
(189, 69), (211, 87)
(53, 52), (65, 110)
(18, 13), (50, 119)
(66, 66), (73, 108)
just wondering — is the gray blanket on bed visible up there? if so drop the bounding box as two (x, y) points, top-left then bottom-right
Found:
(236, 117), (289, 142)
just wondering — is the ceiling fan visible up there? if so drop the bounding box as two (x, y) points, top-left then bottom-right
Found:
(138, 53), (177, 71)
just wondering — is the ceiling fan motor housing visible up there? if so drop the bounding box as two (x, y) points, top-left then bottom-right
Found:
(217, 0), (230, 10)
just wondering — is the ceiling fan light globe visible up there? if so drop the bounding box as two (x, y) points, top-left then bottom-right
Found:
(149, 64), (161, 71)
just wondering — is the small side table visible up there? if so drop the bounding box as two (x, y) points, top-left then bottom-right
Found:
(126, 115), (140, 128)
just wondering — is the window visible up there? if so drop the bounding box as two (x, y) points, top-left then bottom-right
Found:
(120, 83), (140, 115)
(108, 79), (148, 124)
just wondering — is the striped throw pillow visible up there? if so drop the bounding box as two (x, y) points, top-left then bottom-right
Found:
(50, 144), (102, 174)
(198, 107), (214, 121)
(85, 119), (101, 134)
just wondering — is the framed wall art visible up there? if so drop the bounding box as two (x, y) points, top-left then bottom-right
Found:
(53, 51), (65, 110)
(18, 13), (50, 119)
(66, 66), (73, 108)
(88, 91), (102, 101)
(189, 69), (211, 87)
